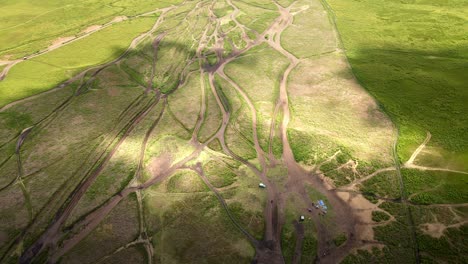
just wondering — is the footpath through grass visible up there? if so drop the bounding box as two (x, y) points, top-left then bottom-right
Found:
(325, 0), (468, 164)
(326, 1), (468, 262)
(0, 17), (155, 108)
(0, 0), (181, 59)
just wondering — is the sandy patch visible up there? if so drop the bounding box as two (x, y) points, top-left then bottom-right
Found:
(81, 25), (102, 34)
(0, 55), (13, 61)
(79, 16), (126, 35)
(336, 191), (379, 241)
(0, 60), (14, 66)
(147, 154), (172, 179)
(111, 16), (128, 23)
(48, 36), (75, 50)
(420, 223), (446, 238)
(319, 173), (336, 190)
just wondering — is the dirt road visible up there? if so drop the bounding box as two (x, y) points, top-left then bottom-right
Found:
(0, 1), (427, 263)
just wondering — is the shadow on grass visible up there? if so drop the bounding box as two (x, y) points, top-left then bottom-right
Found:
(0, 33), (262, 264)
(343, 46), (468, 161)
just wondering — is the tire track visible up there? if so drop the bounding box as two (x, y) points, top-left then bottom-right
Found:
(192, 163), (259, 246)
(291, 220), (305, 264)
(392, 130), (421, 263)
(19, 94), (162, 263)
(264, 2), (366, 263)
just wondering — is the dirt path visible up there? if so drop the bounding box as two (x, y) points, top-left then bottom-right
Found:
(341, 167), (396, 190)
(198, 7), (285, 258)
(403, 164), (468, 175)
(190, 19), (213, 142)
(268, 101), (282, 161)
(391, 129), (421, 263)
(402, 131), (467, 174)
(417, 203), (468, 208)
(0, 127), (33, 193)
(263, 3), (369, 263)
(1, 1), (437, 263)
(291, 221), (305, 264)
(201, 2), (365, 262)
(19, 92), (163, 263)
(0, 5), (176, 112)
(129, 97), (166, 263)
(146, 33), (167, 92)
(193, 163), (259, 246)
(50, 146), (203, 262)
(0, 5), (177, 83)
(405, 132), (431, 166)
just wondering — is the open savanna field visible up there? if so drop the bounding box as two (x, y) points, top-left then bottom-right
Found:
(0, 0), (466, 263)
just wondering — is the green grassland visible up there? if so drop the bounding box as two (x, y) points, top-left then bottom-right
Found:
(285, 45), (395, 187)
(0, 0), (182, 59)
(359, 170), (401, 199)
(362, 202), (416, 263)
(282, 0), (336, 58)
(0, 0), (466, 263)
(281, 194), (318, 264)
(235, 0), (277, 33)
(224, 44), (289, 152)
(283, 5), (396, 167)
(402, 169), (467, 204)
(0, 16), (156, 107)
(326, 0), (468, 166)
(147, 192), (254, 263)
(62, 194), (140, 263)
(326, 0), (468, 262)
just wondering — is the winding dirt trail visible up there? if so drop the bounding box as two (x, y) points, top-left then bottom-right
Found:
(405, 132), (431, 166)
(207, 10), (291, 264)
(0, 5), (176, 112)
(263, 3), (368, 263)
(19, 93), (163, 263)
(50, 146), (204, 262)
(2, 0), (445, 263)
(200, 2), (366, 262)
(129, 97), (167, 263)
(341, 167), (396, 190)
(193, 163), (259, 246)
(403, 131), (467, 174)
(0, 5), (178, 83)
(404, 164), (468, 175)
(0, 127), (33, 192)
(291, 221), (305, 264)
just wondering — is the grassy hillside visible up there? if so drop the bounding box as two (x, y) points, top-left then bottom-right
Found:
(326, 0), (468, 262)
(0, 0), (182, 59)
(325, 0), (468, 167)
(0, 0), (466, 263)
(0, 17), (155, 107)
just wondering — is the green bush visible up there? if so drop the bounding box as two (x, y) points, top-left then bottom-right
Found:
(372, 211), (390, 222)
(333, 233), (347, 247)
